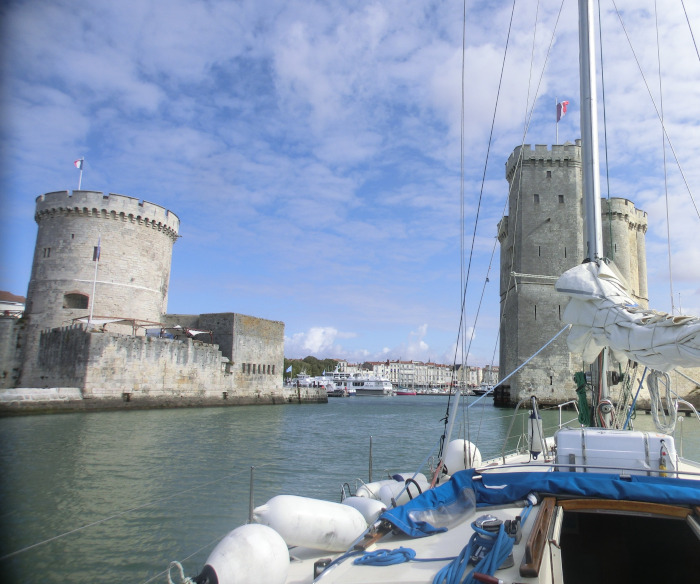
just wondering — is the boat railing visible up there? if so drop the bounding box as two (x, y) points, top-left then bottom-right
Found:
(475, 460), (700, 480)
(499, 398), (581, 464)
(674, 399), (700, 458)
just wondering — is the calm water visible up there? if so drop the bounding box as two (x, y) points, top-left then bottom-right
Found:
(1, 396), (698, 583)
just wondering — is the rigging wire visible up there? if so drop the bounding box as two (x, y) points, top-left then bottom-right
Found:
(0, 466), (260, 562)
(444, 0), (520, 459)
(654, 0), (675, 313)
(680, 0), (700, 62)
(596, 0), (615, 261)
(610, 0), (700, 223)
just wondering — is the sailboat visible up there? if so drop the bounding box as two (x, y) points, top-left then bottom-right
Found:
(168, 2), (700, 583)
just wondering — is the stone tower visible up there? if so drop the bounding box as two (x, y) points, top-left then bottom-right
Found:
(497, 142), (648, 405)
(20, 191), (179, 383)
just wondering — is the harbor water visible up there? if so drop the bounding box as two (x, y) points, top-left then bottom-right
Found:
(1, 395), (699, 583)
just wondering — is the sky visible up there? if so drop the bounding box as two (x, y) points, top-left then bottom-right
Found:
(1, 0), (699, 366)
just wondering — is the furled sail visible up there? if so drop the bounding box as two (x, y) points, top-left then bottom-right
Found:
(555, 261), (700, 371)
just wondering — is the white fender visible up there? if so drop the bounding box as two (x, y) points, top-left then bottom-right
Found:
(253, 495), (367, 552)
(377, 478), (430, 506)
(443, 439), (482, 473)
(198, 524), (288, 584)
(354, 479), (395, 499)
(342, 496), (387, 523)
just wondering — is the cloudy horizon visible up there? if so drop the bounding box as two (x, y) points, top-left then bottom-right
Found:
(1, 0), (699, 366)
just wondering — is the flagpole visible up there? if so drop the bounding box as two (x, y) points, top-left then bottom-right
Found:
(555, 96), (559, 144)
(88, 234), (100, 329)
(75, 157), (84, 190)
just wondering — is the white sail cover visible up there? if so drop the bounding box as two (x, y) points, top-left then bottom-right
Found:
(555, 261), (700, 371)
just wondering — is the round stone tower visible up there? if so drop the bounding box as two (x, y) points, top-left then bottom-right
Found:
(602, 197), (648, 307)
(25, 190), (180, 332)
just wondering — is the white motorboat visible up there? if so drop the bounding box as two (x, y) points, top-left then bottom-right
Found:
(334, 372), (394, 397)
(169, 2), (700, 583)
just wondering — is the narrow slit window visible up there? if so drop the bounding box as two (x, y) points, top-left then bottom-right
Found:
(559, 194), (564, 204)
(534, 193), (540, 204)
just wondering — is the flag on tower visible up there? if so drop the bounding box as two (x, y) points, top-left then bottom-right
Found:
(285, 365), (292, 373)
(74, 158), (84, 170)
(556, 100), (569, 122)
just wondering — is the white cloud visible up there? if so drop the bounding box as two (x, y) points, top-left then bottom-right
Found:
(2, 0), (700, 367)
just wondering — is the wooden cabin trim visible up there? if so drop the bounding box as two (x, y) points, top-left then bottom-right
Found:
(520, 496), (556, 577)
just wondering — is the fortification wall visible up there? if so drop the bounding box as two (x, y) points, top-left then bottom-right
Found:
(0, 318), (23, 389)
(1, 326), (323, 412)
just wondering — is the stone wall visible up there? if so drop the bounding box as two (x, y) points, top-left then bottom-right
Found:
(0, 317), (23, 389)
(0, 324), (325, 413)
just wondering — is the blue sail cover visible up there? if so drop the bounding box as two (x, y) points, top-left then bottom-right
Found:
(380, 469), (700, 538)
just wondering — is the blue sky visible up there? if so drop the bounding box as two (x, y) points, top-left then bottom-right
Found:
(1, 0), (699, 365)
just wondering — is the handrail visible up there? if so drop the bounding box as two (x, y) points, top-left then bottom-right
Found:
(475, 461), (700, 480)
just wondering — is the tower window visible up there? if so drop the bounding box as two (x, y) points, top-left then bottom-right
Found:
(559, 194), (564, 204)
(63, 293), (89, 309)
(534, 304), (537, 320)
(547, 171), (552, 178)
(538, 246), (541, 257)
(534, 194), (540, 204)
(43, 247), (51, 258)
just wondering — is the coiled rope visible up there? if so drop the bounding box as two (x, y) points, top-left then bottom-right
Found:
(352, 502), (534, 584)
(432, 519), (516, 584)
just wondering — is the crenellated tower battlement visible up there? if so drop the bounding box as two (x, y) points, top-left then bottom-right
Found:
(505, 140), (582, 182)
(35, 191), (179, 242)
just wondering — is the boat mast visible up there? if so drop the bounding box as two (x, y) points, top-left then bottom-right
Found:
(579, 0), (603, 262)
(579, 0), (611, 426)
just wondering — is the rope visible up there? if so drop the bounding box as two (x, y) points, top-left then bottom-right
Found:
(574, 371), (591, 426)
(648, 370), (677, 434)
(432, 520), (515, 584)
(352, 504), (534, 584)
(354, 547), (417, 566)
(167, 561), (194, 584)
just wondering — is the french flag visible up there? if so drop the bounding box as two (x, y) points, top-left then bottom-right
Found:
(556, 101), (569, 122)
(74, 158), (84, 170)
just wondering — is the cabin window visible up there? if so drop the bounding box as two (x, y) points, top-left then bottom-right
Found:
(559, 194), (564, 204)
(534, 193), (540, 204)
(43, 247), (51, 258)
(63, 293), (89, 309)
